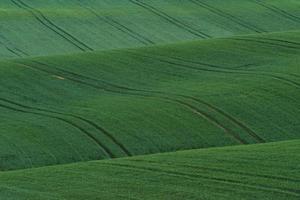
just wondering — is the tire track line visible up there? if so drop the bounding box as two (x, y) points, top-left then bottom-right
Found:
(128, 0), (210, 39)
(0, 42), (22, 57)
(178, 52), (300, 88)
(180, 95), (265, 143)
(130, 159), (300, 183)
(32, 60), (153, 92)
(75, 1), (154, 45)
(103, 162), (300, 196)
(145, 51), (300, 87)
(127, 51), (286, 142)
(11, 0), (93, 52)
(248, 37), (300, 47)
(172, 99), (247, 144)
(125, 50), (300, 140)
(10, 61), (138, 157)
(0, 101), (114, 159)
(190, 0), (264, 33)
(228, 37), (300, 51)
(33, 61), (247, 144)
(0, 34), (29, 57)
(0, 97), (132, 157)
(228, 37), (300, 78)
(250, 0), (300, 23)
(129, 50), (300, 89)
(15, 60), (246, 145)
(254, 0), (300, 22)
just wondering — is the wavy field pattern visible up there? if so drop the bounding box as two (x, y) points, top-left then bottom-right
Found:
(0, 0), (300, 58)
(0, 1), (299, 199)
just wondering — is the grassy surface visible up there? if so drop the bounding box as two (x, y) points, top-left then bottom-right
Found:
(0, 30), (299, 170)
(1, 1), (300, 199)
(0, 0), (300, 58)
(0, 139), (299, 200)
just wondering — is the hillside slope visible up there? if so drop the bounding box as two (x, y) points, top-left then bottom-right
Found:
(0, 140), (299, 200)
(0, 31), (299, 170)
(1, 0), (300, 58)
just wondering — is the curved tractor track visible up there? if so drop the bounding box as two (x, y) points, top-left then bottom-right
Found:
(10, 0), (93, 52)
(15, 60), (267, 145)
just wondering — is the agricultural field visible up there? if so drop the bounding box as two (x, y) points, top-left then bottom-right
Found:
(0, 0), (299, 199)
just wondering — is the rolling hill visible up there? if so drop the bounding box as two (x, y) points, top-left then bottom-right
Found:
(0, 30), (299, 171)
(0, 0), (300, 58)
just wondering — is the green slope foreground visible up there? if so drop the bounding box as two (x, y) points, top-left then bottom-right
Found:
(0, 31), (299, 171)
(1, 0), (300, 58)
(0, 140), (299, 200)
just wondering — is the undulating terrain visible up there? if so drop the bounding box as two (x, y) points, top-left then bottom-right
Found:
(0, 0), (299, 199)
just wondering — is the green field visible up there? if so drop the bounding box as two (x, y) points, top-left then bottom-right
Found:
(1, 0), (300, 58)
(0, 140), (299, 200)
(0, 0), (299, 199)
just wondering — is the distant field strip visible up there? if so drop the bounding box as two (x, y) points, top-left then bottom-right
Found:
(1, 0), (300, 58)
(0, 140), (298, 199)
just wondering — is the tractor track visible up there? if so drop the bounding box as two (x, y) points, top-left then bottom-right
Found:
(128, 0), (210, 39)
(75, 1), (154, 45)
(250, 0), (300, 23)
(16, 60), (247, 144)
(130, 158), (300, 183)
(189, 0), (264, 33)
(0, 97), (132, 157)
(0, 34), (29, 57)
(125, 51), (266, 143)
(103, 162), (300, 196)
(228, 38), (300, 51)
(0, 101), (114, 158)
(127, 50), (300, 90)
(11, 0), (93, 52)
